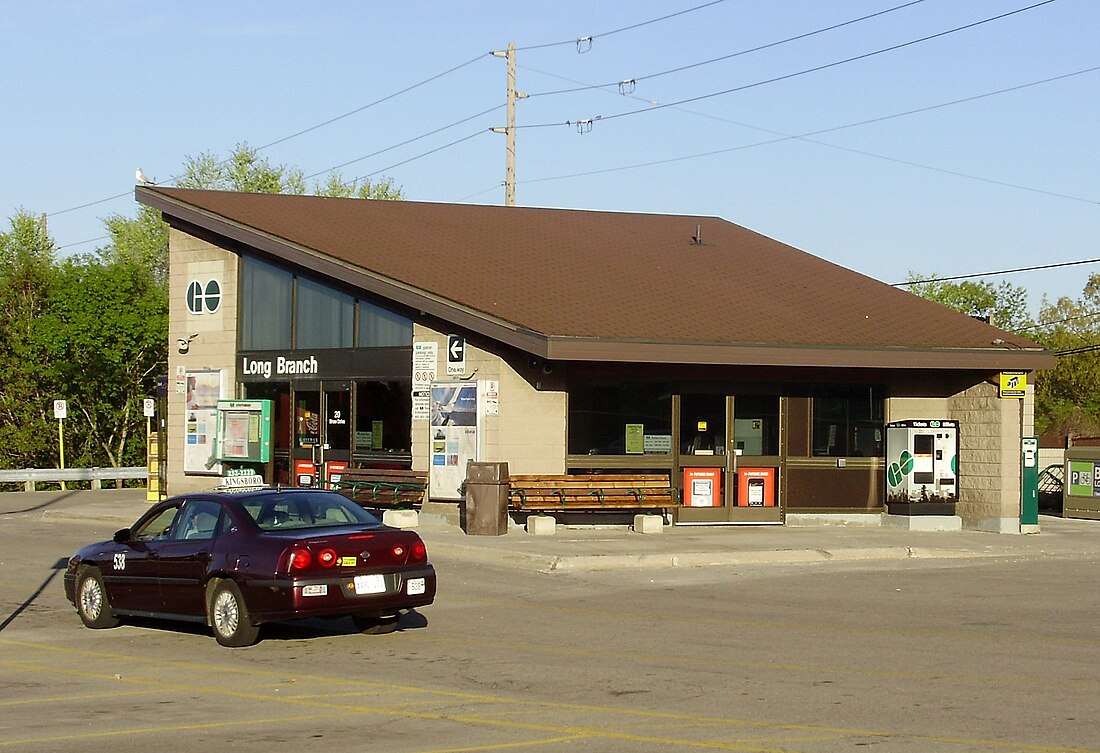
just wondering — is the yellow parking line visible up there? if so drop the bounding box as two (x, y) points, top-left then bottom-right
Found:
(1, 640), (1096, 753)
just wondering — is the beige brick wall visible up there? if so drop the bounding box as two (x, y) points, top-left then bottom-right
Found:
(166, 229), (239, 495)
(411, 325), (566, 479)
(948, 381), (1024, 533)
(885, 397), (949, 422)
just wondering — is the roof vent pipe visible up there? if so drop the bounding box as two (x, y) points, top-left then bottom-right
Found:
(692, 224), (702, 245)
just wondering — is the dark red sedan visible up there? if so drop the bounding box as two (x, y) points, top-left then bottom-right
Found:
(64, 488), (436, 647)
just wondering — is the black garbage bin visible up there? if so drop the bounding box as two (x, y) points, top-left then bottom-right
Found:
(464, 461), (509, 535)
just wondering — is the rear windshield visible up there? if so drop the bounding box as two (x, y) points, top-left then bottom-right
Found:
(241, 492), (382, 531)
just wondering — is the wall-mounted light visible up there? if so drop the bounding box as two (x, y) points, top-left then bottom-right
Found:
(177, 333), (198, 354)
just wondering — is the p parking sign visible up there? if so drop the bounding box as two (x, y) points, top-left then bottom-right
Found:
(53, 399), (67, 420)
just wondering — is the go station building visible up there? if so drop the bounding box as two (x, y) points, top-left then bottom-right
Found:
(139, 186), (1053, 533)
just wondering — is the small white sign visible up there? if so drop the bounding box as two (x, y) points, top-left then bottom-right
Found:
(483, 379), (499, 416)
(143, 398), (156, 417)
(53, 399), (67, 420)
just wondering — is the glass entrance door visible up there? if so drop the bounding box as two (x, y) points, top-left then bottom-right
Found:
(677, 394), (783, 524)
(291, 382), (351, 487)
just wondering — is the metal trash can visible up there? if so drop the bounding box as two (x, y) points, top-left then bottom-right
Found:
(464, 461), (509, 535)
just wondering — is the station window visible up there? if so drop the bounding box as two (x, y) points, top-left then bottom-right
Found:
(240, 256), (291, 350)
(296, 277), (354, 349)
(568, 383), (673, 456)
(811, 387), (884, 457)
(358, 300), (412, 347)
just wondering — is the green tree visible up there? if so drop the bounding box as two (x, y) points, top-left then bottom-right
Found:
(0, 145), (403, 474)
(904, 274), (1033, 333)
(0, 211), (58, 468)
(98, 205), (170, 284)
(179, 142), (404, 200)
(1030, 275), (1100, 436)
(34, 256), (168, 469)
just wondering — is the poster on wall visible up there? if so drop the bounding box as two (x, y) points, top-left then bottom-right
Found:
(184, 369), (223, 475)
(429, 381), (479, 500)
(411, 341), (437, 421)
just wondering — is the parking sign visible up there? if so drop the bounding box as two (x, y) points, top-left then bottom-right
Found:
(53, 399), (67, 419)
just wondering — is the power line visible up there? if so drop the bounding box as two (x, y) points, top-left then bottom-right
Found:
(520, 0), (1057, 130)
(528, 0), (927, 98)
(304, 103), (504, 180)
(256, 54), (488, 153)
(512, 65), (1100, 205)
(515, 0), (727, 52)
(45, 53), (492, 220)
(352, 129), (489, 184)
(896, 258), (1100, 287)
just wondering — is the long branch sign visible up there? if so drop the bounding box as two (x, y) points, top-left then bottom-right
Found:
(238, 348), (411, 382)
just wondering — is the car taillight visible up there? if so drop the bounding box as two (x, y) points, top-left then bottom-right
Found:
(411, 540), (427, 562)
(391, 545), (406, 559)
(317, 548), (337, 568)
(287, 547), (312, 571)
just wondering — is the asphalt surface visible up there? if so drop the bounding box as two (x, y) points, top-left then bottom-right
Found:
(5, 487), (1098, 572)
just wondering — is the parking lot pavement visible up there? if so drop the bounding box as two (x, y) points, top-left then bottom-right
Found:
(7, 488), (1099, 573)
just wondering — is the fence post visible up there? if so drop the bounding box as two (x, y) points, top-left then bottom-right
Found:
(24, 479), (34, 492)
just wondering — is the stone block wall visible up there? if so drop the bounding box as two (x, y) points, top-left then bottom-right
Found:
(166, 229), (239, 495)
(410, 326), (566, 478)
(948, 381), (1023, 533)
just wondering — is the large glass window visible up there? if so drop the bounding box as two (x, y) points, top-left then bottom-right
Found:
(355, 380), (412, 453)
(812, 387), (884, 457)
(358, 300), (412, 347)
(240, 256), (292, 350)
(296, 277), (354, 349)
(569, 383), (673, 456)
(733, 395), (780, 456)
(679, 393), (725, 456)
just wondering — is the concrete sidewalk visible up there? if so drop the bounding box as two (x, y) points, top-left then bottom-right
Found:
(5, 489), (1098, 572)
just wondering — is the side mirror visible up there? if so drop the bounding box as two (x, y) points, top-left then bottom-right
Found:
(112, 528), (131, 543)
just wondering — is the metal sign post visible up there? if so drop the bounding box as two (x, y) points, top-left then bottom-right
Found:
(53, 399), (67, 491)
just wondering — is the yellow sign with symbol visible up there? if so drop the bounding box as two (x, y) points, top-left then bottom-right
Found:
(999, 371), (1027, 399)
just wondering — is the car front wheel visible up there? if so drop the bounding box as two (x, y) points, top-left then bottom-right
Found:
(209, 580), (260, 647)
(76, 568), (120, 629)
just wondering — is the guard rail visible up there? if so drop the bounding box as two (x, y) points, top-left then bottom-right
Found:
(0, 467), (147, 492)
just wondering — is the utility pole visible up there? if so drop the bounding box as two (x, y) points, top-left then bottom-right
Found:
(491, 42), (526, 207)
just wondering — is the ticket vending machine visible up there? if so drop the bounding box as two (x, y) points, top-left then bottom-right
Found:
(885, 419), (958, 515)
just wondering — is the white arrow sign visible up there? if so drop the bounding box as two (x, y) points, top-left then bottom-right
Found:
(447, 335), (465, 375)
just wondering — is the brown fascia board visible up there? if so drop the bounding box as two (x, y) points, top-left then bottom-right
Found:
(543, 337), (1055, 371)
(138, 187), (1056, 373)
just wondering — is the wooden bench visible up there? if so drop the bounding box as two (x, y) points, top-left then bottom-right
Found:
(331, 468), (427, 509)
(508, 473), (680, 517)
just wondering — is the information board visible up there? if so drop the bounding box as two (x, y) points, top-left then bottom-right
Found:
(215, 399), (272, 463)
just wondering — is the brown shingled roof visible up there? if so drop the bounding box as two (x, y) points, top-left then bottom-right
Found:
(138, 187), (1052, 371)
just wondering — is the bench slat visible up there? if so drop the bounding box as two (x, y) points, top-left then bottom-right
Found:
(332, 468), (427, 509)
(508, 473), (679, 513)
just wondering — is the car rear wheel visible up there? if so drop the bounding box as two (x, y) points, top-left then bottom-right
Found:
(351, 613), (400, 635)
(76, 568), (120, 629)
(210, 580), (260, 647)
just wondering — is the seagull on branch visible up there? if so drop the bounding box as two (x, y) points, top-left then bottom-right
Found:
(135, 168), (155, 185)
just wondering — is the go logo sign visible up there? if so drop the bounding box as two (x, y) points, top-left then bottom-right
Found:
(887, 450), (915, 488)
(186, 279), (221, 315)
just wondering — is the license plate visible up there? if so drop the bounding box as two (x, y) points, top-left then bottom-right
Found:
(407, 577), (426, 595)
(302, 584), (328, 597)
(353, 574), (386, 595)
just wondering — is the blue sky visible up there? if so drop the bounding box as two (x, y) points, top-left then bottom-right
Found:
(4, 0), (1097, 316)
